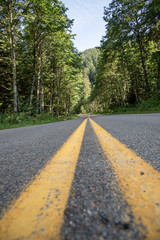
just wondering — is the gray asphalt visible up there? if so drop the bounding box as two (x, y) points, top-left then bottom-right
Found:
(62, 120), (143, 240)
(91, 113), (160, 171)
(0, 113), (159, 239)
(0, 118), (84, 216)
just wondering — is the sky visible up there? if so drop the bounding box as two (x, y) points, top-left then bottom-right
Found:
(62, 0), (111, 52)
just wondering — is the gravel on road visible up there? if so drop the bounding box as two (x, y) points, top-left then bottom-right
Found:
(92, 113), (160, 172)
(0, 113), (159, 239)
(0, 118), (84, 217)
(61, 120), (144, 240)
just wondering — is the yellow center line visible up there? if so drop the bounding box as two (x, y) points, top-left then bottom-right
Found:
(0, 119), (87, 240)
(89, 118), (160, 240)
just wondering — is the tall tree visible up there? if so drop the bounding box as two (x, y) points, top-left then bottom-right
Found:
(90, 0), (160, 113)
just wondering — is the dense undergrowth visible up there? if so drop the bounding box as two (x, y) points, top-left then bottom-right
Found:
(103, 95), (160, 115)
(0, 112), (77, 130)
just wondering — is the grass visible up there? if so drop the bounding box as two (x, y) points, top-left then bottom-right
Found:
(102, 95), (160, 115)
(0, 112), (77, 130)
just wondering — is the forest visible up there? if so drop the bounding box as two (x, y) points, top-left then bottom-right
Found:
(0, 0), (84, 119)
(0, 0), (160, 126)
(88, 0), (160, 113)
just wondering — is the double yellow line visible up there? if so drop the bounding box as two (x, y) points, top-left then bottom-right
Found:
(0, 118), (160, 240)
(90, 118), (160, 240)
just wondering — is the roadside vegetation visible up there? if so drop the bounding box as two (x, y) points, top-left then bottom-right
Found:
(102, 95), (160, 115)
(0, 112), (77, 130)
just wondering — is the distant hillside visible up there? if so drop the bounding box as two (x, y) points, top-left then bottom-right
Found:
(81, 48), (100, 84)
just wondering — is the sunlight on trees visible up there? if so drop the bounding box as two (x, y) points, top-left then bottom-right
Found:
(0, 0), (160, 117)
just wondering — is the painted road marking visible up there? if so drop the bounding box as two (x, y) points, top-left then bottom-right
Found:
(89, 118), (160, 240)
(0, 119), (87, 240)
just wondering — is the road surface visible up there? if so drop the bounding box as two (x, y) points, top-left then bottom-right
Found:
(0, 113), (160, 240)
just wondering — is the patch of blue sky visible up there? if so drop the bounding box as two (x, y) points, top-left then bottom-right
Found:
(62, 0), (111, 52)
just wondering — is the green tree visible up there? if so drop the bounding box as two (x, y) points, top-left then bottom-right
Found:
(0, 0), (84, 117)
(81, 48), (100, 84)
(91, 0), (160, 113)
(1, 0), (27, 112)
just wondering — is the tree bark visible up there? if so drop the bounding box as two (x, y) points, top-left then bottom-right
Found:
(40, 82), (44, 113)
(37, 43), (42, 114)
(56, 69), (62, 118)
(137, 35), (150, 93)
(121, 44), (139, 103)
(156, 51), (160, 90)
(30, 20), (37, 107)
(135, 14), (150, 93)
(36, 61), (40, 114)
(50, 78), (55, 117)
(56, 85), (59, 118)
(40, 54), (44, 113)
(9, 0), (18, 113)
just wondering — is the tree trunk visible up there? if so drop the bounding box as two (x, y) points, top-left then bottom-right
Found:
(56, 86), (59, 118)
(121, 45), (139, 103)
(30, 49), (36, 107)
(135, 14), (150, 93)
(9, 0), (18, 113)
(156, 51), (160, 90)
(56, 69), (62, 118)
(39, 43), (44, 113)
(40, 83), (44, 113)
(36, 68), (40, 113)
(40, 65), (44, 113)
(36, 54), (41, 114)
(40, 49), (44, 113)
(30, 21), (37, 107)
(133, 77), (139, 103)
(120, 55), (127, 105)
(67, 94), (70, 117)
(137, 36), (150, 93)
(51, 78), (55, 117)
(12, 39), (18, 113)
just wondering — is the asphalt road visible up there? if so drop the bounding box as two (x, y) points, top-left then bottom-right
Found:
(92, 113), (160, 171)
(0, 113), (160, 240)
(0, 118), (85, 216)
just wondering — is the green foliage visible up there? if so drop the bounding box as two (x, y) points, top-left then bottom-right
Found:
(0, 0), (84, 118)
(0, 112), (77, 130)
(89, 0), (160, 113)
(76, 48), (100, 113)
(97, 95), (160, 115)
(81, 48), (100, 84)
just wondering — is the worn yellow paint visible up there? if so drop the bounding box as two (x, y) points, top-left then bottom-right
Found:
(89, 118), (160, 240)
(0, 119), (87, 240)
